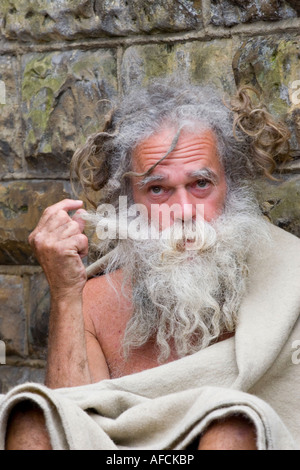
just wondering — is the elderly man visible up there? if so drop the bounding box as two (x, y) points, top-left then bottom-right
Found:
(2, 79), (300, 450)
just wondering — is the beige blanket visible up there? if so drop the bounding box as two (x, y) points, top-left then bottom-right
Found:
(0, 224), (299, 450)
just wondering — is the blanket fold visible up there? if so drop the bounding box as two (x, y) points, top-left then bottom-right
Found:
(0, 382), (297, 450)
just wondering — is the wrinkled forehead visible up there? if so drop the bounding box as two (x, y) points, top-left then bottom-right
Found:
(131, 126), (220, 174)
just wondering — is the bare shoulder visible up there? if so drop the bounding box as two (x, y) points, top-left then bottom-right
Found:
(82, 269), (132, 376)
(83, 270), (122, 302)
(82, 269), (132, 328)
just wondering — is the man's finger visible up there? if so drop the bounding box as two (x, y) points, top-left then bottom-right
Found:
(72, 209), (87, 233)
(54, 220), (82, 240)
(39, 199), (84, 228)
(66, 233), (89, 258)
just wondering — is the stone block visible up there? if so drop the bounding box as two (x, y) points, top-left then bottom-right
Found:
(121, 44), (177, 90)
(28, 272), (50, 358)
(95, 0), (203, 35)
(21, 49), (118, 174)
(256, 175), (300, 237)
(233, 35), (300, 154)
(121, 39), (235, 94)
(287, 0), (300, 15)
(0, 55), (23, 176)
(0, 0), (202, 42)
(0, 365), (45, 394)
(175, 40), (236, 94)
(0, 180), (74, 265)
(0, 275), (26, 357)
(210, 0), (297, 27)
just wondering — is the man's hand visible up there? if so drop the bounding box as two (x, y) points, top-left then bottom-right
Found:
(29, 199), (88, 301)
(29, 199), (92, 389)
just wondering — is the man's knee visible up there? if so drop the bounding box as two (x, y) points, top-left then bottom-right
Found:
(198, 414), (257, 450)
(5, 400), (52, 450)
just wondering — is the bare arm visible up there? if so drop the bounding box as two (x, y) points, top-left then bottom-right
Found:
(5, 200), (110, 449)
(46, 296), (90, 388)
(82, 278), (111, 382)
(29, 198), (108, 388)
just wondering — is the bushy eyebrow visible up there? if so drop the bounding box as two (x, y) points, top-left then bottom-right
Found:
(137, 167), (218, 189)
(188, 168), (219, 185)
(137, 174), (166, 188)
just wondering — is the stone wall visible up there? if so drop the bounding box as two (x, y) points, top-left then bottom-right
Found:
(0, 0), (300, 392)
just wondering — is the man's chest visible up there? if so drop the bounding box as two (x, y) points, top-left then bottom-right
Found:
(91, 298), (178, 378)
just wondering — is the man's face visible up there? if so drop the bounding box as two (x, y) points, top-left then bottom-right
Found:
(131, 127), (227, 229)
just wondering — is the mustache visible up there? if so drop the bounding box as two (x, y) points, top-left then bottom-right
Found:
(85, 208), (218, 253)
(159, 219), (217, 254)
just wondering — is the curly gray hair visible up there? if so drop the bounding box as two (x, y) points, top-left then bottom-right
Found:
(71, 77), (290, 207)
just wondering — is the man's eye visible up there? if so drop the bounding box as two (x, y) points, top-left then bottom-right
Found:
(150, 186), (163, 195)
(196, 179), (209, 189)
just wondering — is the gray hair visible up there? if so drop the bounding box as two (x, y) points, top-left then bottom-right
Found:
(71, 77), (290, 207)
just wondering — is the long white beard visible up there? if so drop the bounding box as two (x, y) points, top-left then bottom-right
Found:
(86, 189), (270, 363)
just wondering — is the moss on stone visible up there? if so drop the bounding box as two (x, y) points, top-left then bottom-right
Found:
(22, 54), (64, 102)
(256, 176), (300, 237)
(234, 35), (300, 121)
(142, 45), (176, 81)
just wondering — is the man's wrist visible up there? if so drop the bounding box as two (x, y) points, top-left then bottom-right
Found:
(50, 291), (83, 313)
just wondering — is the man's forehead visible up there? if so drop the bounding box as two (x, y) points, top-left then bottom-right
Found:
(132, 127), (219, 173)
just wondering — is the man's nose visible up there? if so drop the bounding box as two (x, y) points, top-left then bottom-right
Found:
(170, 188), (196, 222)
